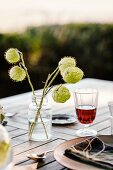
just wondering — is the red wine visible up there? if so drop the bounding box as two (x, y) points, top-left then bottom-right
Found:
(76, 105), (96, 124)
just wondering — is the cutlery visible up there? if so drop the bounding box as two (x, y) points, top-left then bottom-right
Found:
(26, 150), (53, 161)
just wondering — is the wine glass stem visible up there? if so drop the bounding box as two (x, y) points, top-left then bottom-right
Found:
(84, 124), (89, 131)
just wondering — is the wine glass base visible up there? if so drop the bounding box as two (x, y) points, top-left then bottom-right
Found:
(76, 128), (97, 137)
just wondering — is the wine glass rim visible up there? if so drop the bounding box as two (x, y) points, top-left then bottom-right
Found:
(74, 88), (98, 94)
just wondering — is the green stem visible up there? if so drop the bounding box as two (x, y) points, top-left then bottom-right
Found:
(45, 86), (53, 95)
(20, 52), (60, 140)
(20, 52), (48, 139)
(46, 69), (60, 90)
(29, 74), (51, 138)
(29, 67), (59, 137)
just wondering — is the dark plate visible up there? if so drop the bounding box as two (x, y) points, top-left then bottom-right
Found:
(52, 114), (77, 125)
(54, 135), (113, 170)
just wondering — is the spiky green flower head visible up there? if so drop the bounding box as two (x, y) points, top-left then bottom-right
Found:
(52, 85), (71, 103)
(62, 66), (84, 83)
(5, 48), (20, 64)
(58, 56), (76, 74)
(9, 66), (26, 82)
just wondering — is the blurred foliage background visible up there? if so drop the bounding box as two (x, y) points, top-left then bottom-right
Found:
(0, 23), (113, 98)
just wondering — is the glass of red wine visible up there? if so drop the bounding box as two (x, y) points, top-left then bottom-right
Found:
(74, 88), (98, 137)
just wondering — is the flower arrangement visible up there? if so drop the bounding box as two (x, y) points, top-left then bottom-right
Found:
(5, 48), (84, 139)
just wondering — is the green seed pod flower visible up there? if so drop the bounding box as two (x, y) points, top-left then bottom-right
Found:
(5, 48), (20, 64)
(58, 57), (76, 73)
(9, 66), (26, 82)
(62, 67), (84, 83)
(52, 85), (71, 103)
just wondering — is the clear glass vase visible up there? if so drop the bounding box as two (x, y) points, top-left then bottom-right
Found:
(0, 124), (13, 170)
(28, 92), (52, 141)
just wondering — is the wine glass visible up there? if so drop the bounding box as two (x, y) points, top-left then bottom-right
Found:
(74, 88), (98, 137)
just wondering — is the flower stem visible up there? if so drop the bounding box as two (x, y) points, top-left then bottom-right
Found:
(29, 74), (51, 138)
(19, 52), (48, 139)
(20, 52), (60, 140)
(29, 67), (60, 138)
(46, 69), (60, 90)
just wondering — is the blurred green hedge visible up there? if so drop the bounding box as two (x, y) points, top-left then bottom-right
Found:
(0, 24), (113, 98)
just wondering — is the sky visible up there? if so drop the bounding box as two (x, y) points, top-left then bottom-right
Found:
(0, 0), (113, 33)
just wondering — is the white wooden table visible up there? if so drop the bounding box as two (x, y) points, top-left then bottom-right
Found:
(1, 78), (113, 170)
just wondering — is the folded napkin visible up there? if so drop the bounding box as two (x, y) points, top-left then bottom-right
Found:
(65, 137), (113, 169)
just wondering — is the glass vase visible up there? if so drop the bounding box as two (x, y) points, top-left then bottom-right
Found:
(28, 92), (52, 141)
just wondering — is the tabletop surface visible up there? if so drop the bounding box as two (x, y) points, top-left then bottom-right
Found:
(1, 78), (113, 170)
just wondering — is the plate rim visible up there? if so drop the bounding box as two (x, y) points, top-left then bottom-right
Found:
(52, 114), (77, 125)
(54, 135), (112, 170)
